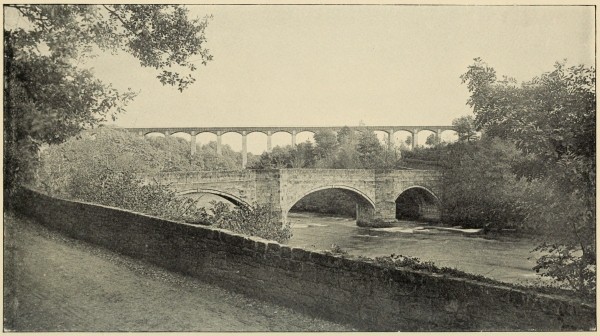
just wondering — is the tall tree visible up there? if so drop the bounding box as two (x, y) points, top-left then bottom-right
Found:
(425, 133), (436, 146)
(461, 58), (596, 298)
(356, 130), (384, 169)
(461, 58), (595, 167)
(314, 129), (339, 160)
(293, 142), (317, 168)
(336, 126), (355, 145)
(4, 5), (212, 203)
(452, 115), (478, 142)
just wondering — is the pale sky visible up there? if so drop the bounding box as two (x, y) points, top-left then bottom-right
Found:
(6, 5), (596, 153)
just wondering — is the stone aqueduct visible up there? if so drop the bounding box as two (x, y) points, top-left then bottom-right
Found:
(125, 126), (457, 168)
(148, 169), (444, 225)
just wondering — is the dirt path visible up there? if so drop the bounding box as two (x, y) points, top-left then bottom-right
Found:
(3, 212), (352, 332)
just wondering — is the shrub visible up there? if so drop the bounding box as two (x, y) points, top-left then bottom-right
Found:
(207, 201), (292, 243)
(533, 243), (596, 301)
(327, 244), (349, 256)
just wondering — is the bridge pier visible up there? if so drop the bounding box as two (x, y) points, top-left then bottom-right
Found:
(254, 170), (285, 225)
(412, 129), (419, 150)
(375, 201), (397, 222)
(190, 132), (197, 157)
(356, 202), (376, 225)
(216, 132), (222, 156)
(267, 131), (272, 152)
(242, 132), (248, 168)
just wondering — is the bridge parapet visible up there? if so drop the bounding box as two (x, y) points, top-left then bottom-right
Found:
(146, 170), (254, 185)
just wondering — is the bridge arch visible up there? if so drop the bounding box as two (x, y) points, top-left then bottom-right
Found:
(170, 131), (192, 141)
(417, 128), (438, 134)
(415, 129), (436, 147)
(395, 186), (440, 202)
(177, 189), (251, 209)
(285, 185), (376, 214)
(144, 131), (166, 138)
(271, 131), (293, 148)
(195, 132), (218, 148)
(295, 130), (316, 144)
(246, 131), (268, 154)
(440, 129), (459, 143)
(285, 185), (377, 224)
(394, 186), (440, 221)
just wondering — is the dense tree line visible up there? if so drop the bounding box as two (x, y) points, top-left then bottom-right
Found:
(249, 127), (400, 170)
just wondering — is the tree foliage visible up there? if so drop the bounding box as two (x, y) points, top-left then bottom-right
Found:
(452, 115), (478, 142)
(251, 127), (399, 170)
(440, 138), (530, 229)
(461, 58), (595, 167)
(249, 143), (316, 169)
(208, 201), (292, 243)
(313, 129), (339, 161)
(460, 58), (595, 299)
(425, 133), (436, 146)
(36, 127), (244, 196)
(356, 130), (393, 169)
(4, 4), (212, 204)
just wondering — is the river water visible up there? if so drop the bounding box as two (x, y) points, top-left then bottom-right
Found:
(287, 212), (543, 285)
(191, 194), (542, 285)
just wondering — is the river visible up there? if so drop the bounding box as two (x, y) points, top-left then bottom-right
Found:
(287, 212), (543, 285)
(191, 194), (543, 285)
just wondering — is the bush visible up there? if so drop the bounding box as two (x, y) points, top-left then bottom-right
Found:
(327, 244), (349, 256)
(533, 243), (596, 301)
(207, 201), (292, 243)
(439, 138), (529, 229)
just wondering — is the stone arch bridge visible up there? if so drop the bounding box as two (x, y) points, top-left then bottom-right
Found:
(146, 169), (443, 225)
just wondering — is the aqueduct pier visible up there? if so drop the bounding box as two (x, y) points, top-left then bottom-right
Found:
(147, 168), (443, 225)
(125, 125), (456, 168)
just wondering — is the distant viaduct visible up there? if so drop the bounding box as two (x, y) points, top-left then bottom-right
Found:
(124, 125), (457, 168)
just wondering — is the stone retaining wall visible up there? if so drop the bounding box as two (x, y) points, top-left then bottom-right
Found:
(14, 188), (595, 331)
